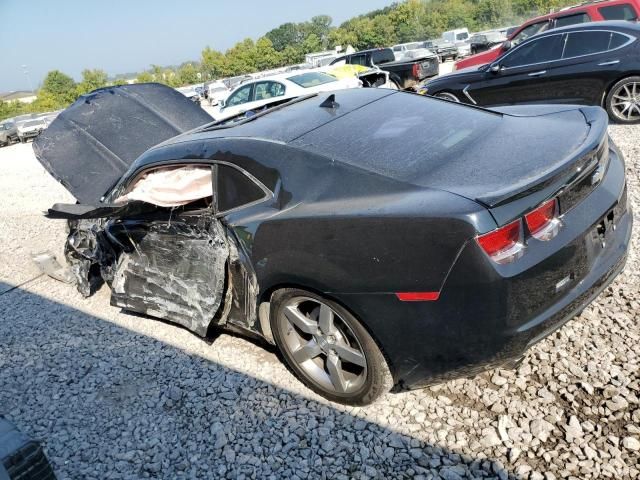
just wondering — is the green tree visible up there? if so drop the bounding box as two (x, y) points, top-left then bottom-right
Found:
(255, 37), (282, 70)
(201, 46), (228, 78)
(76, 68), (108, 96)
(265, 22), (301, 51)
(40, 70), (77, 105)
(225, 38), (259, 75)
(281, 44), (304, 65)
(176, 63), (199, 85)
(300, 33), (323, 56)
(136, 71), (154, 83)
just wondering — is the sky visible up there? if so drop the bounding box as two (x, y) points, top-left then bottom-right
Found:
(0, 0), (396, 92)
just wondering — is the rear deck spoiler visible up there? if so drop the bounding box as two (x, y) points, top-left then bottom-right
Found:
(476, 106), (609, 208)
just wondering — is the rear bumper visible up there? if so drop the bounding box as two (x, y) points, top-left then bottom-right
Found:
(332, 146), (632, 390)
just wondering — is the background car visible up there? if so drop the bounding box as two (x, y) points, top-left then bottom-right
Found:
(0, 121), (17, 146)
(422, 39), (458, 61)
(206, 82), (230, 106)
(424, 21), (640, 124)
(442, 28), (472, 57)
(455, 0), (640, 70)
(470, 31), (507, 54)
(16, 118), (47, 143)
(217, 70), (361, 119)
(329, 47), (439, 89)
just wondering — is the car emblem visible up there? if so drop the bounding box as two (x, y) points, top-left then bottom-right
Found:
(555, 274), (573, 293)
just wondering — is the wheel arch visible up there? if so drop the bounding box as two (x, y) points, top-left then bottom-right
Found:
(257, 281), (397, 379)
(601, 72), (640, 107)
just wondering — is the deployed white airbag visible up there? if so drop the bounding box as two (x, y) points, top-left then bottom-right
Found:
(115, 166), (212, 207)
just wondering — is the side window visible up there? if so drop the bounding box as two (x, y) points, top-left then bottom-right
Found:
(554, 12), (591, 28)
(226, 84), (252, 107)
(598, 4), (638, 20)
(393, 46), (401, 52)
(216, 164), (267, 213)
(562, 31), (628, 58)
(502, 34), (565, 68)
(350, 54), (368, 66)
(254, 81), (285, 101)
(511, 21), (549, 46)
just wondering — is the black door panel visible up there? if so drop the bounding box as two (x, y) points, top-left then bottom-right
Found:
(107, 214), (229, 336)
(541, 30), (633, 105)
(470, 34), (565, 105)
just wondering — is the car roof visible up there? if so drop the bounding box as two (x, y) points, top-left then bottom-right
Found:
(532, 19), (640, 35)
(235, 69), (335, 86)
(349, 47), (391, 55)
(512, 0), (640, 34)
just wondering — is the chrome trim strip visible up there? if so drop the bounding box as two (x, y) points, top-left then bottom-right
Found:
(463, 85), (477, 104)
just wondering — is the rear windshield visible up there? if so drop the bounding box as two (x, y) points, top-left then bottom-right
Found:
(23, 120), (41, 127)
(287, 72), (336, 88)
(292, 93), (500, 185)
(371, 49), (395, 64)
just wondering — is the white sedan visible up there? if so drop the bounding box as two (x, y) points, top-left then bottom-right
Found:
(217, 71), (361, 120)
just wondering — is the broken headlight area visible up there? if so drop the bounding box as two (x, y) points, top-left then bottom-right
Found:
(66, 218), (117, 297)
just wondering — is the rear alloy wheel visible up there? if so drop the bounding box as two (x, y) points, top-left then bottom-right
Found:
(387, 80), (400, 90)
(606, 76), (640, 124)
(271, 289), (392, 405)
(434, 91), (461, 102)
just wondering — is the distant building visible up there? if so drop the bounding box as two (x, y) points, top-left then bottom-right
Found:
(0, 91), (37, 104)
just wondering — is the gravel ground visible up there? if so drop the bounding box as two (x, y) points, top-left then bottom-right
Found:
(0, 124), (638, 480)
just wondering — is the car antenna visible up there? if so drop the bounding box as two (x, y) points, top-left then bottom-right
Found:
(319, 94), (339, 109)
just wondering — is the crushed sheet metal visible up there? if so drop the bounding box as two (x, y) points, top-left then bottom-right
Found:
(65, 219), (118, 297)
(110, 218), (229, 336)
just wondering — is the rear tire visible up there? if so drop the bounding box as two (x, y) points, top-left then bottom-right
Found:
(270, 288), (393, 405)
(606, 76), (640, 124)
(434, 91), (461, 102)
(387, 80), (400, 90)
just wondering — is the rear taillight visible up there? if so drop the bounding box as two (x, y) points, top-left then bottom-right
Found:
(525, 198), (561, 241)
(476, 219), (525, 264)
(412, 63), (420, 77)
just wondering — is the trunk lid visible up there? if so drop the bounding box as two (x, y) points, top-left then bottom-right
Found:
(33, 83), (213, 204)
(292, 95), (603, 222)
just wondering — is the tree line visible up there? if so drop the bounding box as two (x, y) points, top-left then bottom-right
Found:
(2, 0), (576, 121)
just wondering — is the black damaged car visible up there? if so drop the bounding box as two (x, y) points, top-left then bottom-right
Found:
(34, 83), (632, 405)
(423, 21), (640, 124)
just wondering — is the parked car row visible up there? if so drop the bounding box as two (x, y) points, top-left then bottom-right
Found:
(0, 113), (56, 147)
(455, 0), (640, 70)
(422, 19), (640, 124)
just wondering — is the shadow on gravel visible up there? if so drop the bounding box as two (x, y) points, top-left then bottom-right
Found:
(0, 282), (520, 480)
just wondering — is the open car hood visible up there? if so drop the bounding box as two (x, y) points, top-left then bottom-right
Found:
(33, 83), (213, 204)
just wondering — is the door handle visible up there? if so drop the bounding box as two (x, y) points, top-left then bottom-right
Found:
(528, 70), (547, 77)
(598, 60), (620, 66)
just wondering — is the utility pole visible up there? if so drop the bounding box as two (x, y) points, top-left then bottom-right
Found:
(21, 65), (34, 92)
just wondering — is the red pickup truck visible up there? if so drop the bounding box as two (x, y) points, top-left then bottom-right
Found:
(455, 0), (640, 70)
